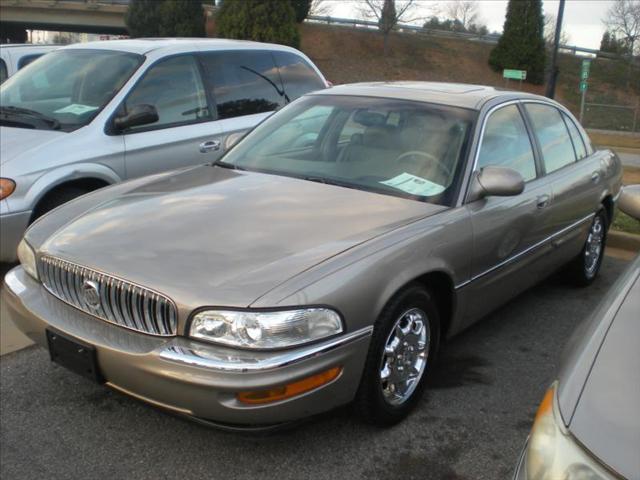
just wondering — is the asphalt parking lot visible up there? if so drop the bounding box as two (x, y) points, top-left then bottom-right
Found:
(0, 255), (629, 480)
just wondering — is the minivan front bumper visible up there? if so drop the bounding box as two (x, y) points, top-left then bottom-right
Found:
(2, 267), (371, 429)
(0, 210), (31, 263)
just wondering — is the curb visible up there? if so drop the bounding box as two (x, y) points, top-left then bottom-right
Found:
(608, 230), (640, 252)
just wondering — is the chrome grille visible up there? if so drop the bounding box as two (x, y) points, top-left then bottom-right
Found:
(38, 256), (177, 336)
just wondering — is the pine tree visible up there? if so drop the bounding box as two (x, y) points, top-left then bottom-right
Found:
(216, 0), (300, 48)
(125, 0), (163, 37)
(291, 0), (312, 23)
(159, 0), (205, 37)
(489, 0), (546, 84)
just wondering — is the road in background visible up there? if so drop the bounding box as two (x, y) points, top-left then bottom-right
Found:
(0, 257), (629, 480)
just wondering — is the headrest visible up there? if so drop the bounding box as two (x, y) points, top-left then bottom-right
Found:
(353, 110), (387, 127)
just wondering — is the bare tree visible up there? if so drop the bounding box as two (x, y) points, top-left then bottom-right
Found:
(544, 14), (570, 47)
(360, 0), (436, 55)
(445, 0), (479, 31)
(604, 0), (640, 56)
(309, 0), (330, 17)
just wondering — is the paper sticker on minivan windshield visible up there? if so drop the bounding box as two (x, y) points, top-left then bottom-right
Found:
(380, 173), (445, 196)
(54, 104), (99, 115)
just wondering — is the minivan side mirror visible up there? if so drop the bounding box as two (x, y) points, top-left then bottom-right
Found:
(618, 184), (640, 220)
(468, 166), (525, 202)
(113, 104), (158, 131)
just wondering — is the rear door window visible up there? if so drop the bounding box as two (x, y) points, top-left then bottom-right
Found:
(525, 103), (576, 174)
(200, 50), (285, 119)
(562, 113), (587, 160)
(273, 51), (325, 102)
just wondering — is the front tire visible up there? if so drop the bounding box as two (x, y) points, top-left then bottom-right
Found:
(32, 187), (89, 221)
(355, 285), (440, 426)
(566, 208), (608, 286)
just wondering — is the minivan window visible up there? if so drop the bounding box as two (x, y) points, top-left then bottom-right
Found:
(124, 55), (209, 131)
(273, 51), (326, 102)
(201, 50), (285, 119)
(0, 49), (142, 131)
(17, 54), (44, 69)
(477, 104), (537, 182)
(563, 113), (587, 160)
(0, 59), (7, 84)
(525, 103), (576, 174)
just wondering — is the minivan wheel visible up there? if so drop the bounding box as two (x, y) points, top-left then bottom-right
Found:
(355, 285), (440, 426)
(566, 208), (608, 286)
(32, 187), (89, 221)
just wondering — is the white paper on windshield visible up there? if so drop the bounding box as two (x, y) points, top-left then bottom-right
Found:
(380, 173), (445, 196)
(54, 104), (99, 115)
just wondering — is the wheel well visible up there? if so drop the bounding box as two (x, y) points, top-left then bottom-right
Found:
(602, 195), (614, 226)
(412, 271), (455, 339)
(31, 178), (110, 221)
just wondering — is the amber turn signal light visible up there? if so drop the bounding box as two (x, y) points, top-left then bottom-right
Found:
(0, 178), (16, 200)
(237, 366), (342, 405)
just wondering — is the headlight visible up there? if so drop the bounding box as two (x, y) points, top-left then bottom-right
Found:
(189, 308), (343, 349)
(525, 383), (612, 479)
(17, 239), (38, 280)
(0, 178), (16, 200)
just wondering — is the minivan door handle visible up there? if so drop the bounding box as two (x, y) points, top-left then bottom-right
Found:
(591, 171), (601, 183)
(536, 194), (550, 209)
(199, 140), (221, 153)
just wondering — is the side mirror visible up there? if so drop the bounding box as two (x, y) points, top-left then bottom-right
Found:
(468, 166), (525, 202)
(618, 184), (640, 220)
(113, 104), (158, 131)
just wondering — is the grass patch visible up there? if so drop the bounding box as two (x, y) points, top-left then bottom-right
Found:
(612, 209), (640, 234)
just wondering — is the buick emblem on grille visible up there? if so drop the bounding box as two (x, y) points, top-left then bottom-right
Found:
(82, 280), (101, 309)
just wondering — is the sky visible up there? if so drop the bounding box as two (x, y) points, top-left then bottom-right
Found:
(322, 1), (615, 50)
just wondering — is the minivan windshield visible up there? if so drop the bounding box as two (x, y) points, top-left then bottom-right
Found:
(0, 49), (142, 132)
(220, 95), (475, 206)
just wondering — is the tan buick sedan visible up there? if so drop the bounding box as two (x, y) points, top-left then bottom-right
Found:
(3, 82), (622, 430)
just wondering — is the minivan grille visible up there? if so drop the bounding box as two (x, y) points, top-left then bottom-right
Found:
(38, 256), (177, 336)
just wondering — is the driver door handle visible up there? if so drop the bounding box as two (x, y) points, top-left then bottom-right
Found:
(591, 171), (601, 183)
(537, 194), (550, 209)
(199, 140), (221, 153)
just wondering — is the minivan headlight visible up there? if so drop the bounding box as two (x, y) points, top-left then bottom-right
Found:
(17, 239), (38, 280)
(189, 308), (343, 349)
(525, 383), (612, 479)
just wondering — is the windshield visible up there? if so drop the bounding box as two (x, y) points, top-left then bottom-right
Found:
(220, 95), (475, 206)
(0, 49), (143, 132)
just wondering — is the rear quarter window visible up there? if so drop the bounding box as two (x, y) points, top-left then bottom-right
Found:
(273, 51), (326, 102)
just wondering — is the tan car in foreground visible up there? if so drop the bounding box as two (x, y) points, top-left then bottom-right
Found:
(3, 82), (622, 430)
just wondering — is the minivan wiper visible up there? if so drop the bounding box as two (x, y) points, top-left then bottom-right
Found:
(213, 160), (247, 171)
(0, 106), (61, 130)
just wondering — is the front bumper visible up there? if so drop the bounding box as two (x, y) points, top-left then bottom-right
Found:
(2, 267), (371, 428)
(0, 210), (31, 263)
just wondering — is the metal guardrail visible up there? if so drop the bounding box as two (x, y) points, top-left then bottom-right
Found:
(306, 15), (624, 60)
(582, 99), (639, 132)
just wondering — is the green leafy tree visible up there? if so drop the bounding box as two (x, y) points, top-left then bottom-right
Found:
(216, 0), (300, 48)
(291, 0), (311, 23)
(159, 0), (206, 37)
(600, 30), (632, 55)
(125, 0), (163, 37)
(489, 0), (546, 84)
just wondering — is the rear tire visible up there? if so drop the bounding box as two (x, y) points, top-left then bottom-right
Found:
(565, 208), (608, 287)
(354, 285), (440, 426)
(32, 187), (88, 221)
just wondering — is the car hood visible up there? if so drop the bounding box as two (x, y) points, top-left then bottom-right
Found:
(561, 257), (640, 478)
(0, 126), (66, 166)
(39, 165), (443, 310)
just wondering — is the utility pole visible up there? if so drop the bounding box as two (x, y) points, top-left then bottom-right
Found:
(545, 0), (565, 99)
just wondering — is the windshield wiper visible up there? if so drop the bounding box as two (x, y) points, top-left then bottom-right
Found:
(213, 160), (247, 171)
(0, 106), (61, 130)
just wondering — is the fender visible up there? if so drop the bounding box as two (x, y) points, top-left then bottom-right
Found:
(25, 163), (122, 208)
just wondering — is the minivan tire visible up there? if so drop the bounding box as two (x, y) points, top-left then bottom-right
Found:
(33, 187), (89, 221)
(354, 284), (440, 426)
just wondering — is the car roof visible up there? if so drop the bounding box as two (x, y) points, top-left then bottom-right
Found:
(312, 81), (547, 110)
(61, 38), (302, 56)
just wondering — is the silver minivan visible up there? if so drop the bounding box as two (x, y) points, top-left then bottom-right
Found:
(0, 39), (328, 261)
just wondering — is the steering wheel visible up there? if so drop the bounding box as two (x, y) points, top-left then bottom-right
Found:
(394, 150), (452, 179)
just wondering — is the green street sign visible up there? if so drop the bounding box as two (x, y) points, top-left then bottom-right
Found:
(503, 69), (527, 80)
(581, 59), (591, 77)
(581, 70), (589, 80)
(579, 80), (588, 92)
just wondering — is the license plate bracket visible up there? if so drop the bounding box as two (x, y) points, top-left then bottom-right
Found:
(46, 329), (103, 384)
